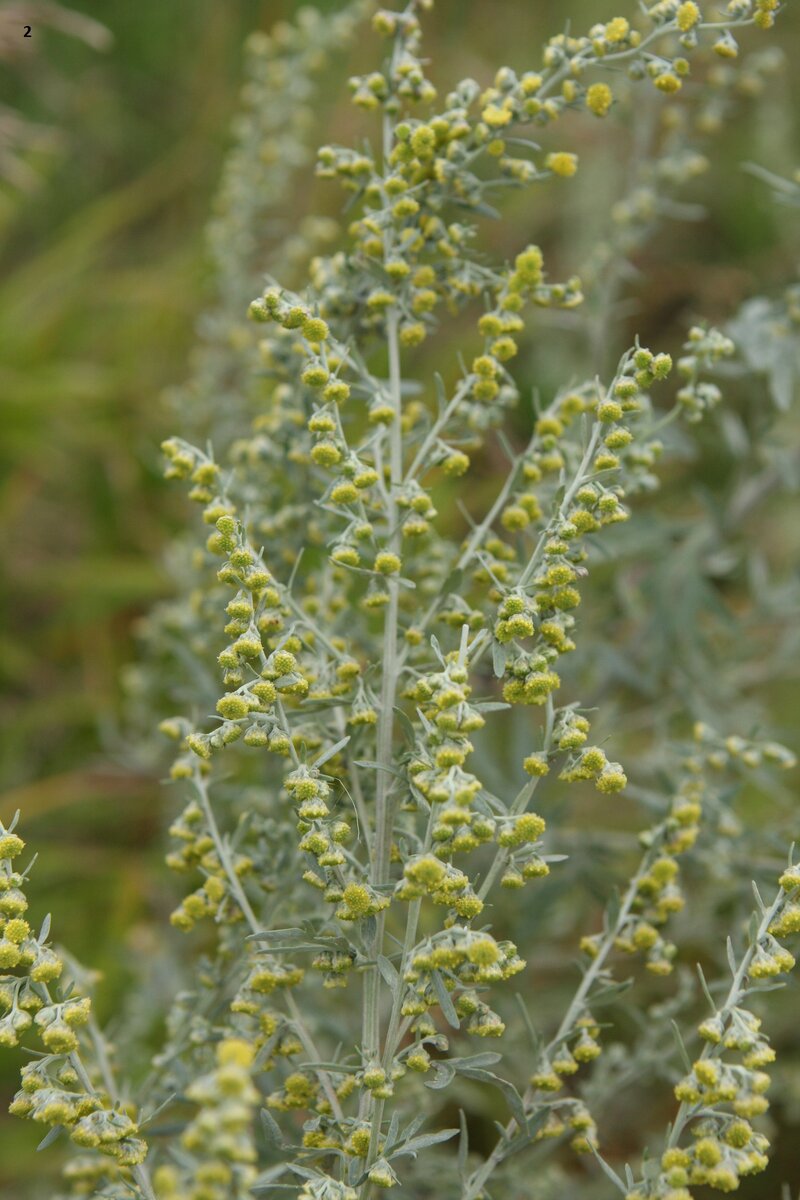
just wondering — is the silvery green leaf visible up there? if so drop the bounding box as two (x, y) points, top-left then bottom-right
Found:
(514, 993), (540, 1051)
(36, 1125), (64, 1152)
(452, 1052), (502, 1069)
(747, 980), (786, 994)
(751, 881), (766, 915)
(726, 936), (737, 977)
(353, 760), (405, 777)
(458, 1110), (469, 1178)
(670, 1020), (691, 1073)
(589, 1145), (628, 1194)
(260, 1108), (285, 1149)
(377, 955), (399, 988)
(455, 1067), (526, 1128)
(589, 978), (633, 1007)
(388, 1128), (458, 1160)
(431, 971), (460, 1028)
(363, 915), (377, 943)
(313, 735), (350, 769)
(385, 1109), (401, 1152)
(769, 341), (799, 412)
(434, 373), (447, 412)
(246, 927), (311, 941)
(492, 641), (507, 678)
(393, 705), (416, 744)
(696, 964), (716, 1012)
(425, 1060), (456, 1090)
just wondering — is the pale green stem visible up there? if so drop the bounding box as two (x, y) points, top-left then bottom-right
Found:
(360, 301), (404, 1166)
(356, 95), (405, 1200)
(193, 773), (343, 1119)
(84, 1022), (158, 1200)
(30, 957), (157, 1200)
(285, 992), (346, 1123)
(334, 707), (372, 860)
(194, 772), (261, 931)
(666, 881), (789, 1150)
(380, 801), (438, 1073)
(398, 379), (585, 668)
(397, 427), (539, 670)
(462, 827), (668, 1200)
(537, 16), (759, 104)
(518, 420), (603, 591)
(406, 376), (472, 482)
(477, 696), (555, 902)
(87, 1016), (118, 1099)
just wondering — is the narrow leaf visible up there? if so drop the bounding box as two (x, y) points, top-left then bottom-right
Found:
(260, 1108), (285, 1149)
(457, 1110), (469, 1179)
(696, 963), (716, 1013)
(377, 955), (399, 988)
(431, 971), (460, 1029)
(313, 736), (351, 770)
(670, 1020), (691, 1074)
(456, 1067), (526, 1128)
(389, 1128), (459, 1160)
(726, 936), (737, 978)
(589, 1144), (628, 1194)
(37, 1125), (64, 1152)
(514, 993), (540, 1052)
(492, 641), (507, 679)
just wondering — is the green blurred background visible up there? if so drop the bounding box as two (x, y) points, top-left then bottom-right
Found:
(1, 0), (799, 1194)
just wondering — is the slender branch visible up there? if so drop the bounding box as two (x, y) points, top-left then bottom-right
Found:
(193, 773), (343, 1121)
(193, 772), (260, 931)
(405, 376), (472, 482)
(666, 882), (788, 1149)
(477, 696), (555, 902)
(461, 827), (667, 1200)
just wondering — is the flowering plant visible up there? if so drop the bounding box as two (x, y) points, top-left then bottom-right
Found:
(3, 3), (798, 1199)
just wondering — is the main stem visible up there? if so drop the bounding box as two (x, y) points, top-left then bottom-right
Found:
(361, 305), (404, 1173)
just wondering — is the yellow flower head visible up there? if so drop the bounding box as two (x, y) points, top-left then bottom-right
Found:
(586, 83), (613, 117)
(546, 151), (578, 178)
(482, 103), (513, 128)
(654, 72), (682, 94)
(217, 1038), (255, 1068)
(677, 2), (701, 31)
(605, 17), (630, 42)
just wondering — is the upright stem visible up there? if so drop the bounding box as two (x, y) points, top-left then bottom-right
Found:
(360, 307), (404, 1170)
(372, 307), (404, 886)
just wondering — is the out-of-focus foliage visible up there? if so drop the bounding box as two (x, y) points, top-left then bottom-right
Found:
(0, 1), (798, 1197)
(0, 2), (109, 197)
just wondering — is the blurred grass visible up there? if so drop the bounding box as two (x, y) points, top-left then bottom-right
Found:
(0, 0), (799, 1193)
(0, 1), (281, 1186)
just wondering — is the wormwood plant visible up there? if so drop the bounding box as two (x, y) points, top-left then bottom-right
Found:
(2, 3), (799, 1200)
